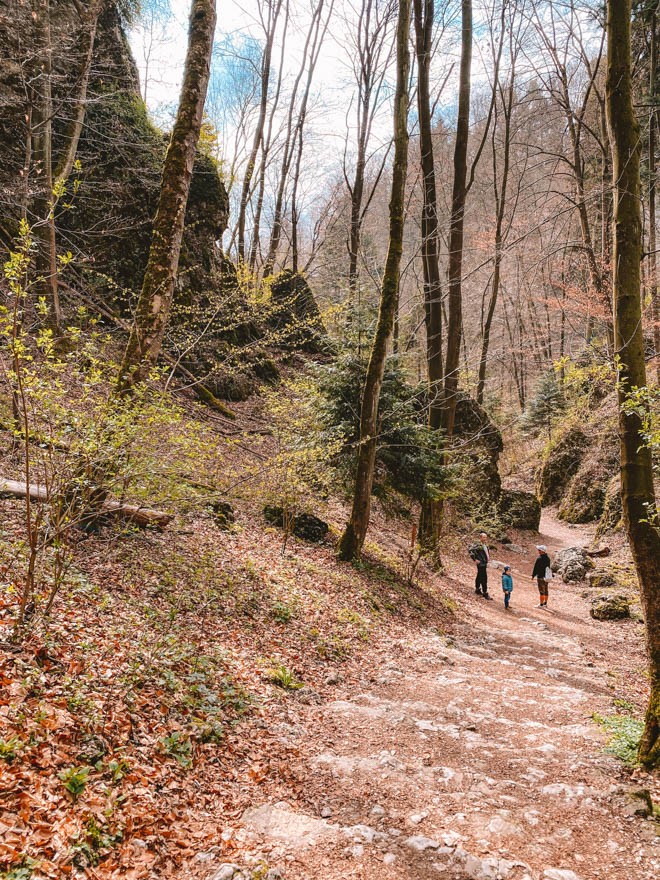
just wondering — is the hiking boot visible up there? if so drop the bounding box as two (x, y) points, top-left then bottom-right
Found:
(484, 594), (493, 601)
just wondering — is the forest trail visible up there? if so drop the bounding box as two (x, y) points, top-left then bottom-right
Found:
(207, 511), (659, 880)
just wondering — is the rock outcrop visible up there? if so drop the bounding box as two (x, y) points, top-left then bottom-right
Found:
(499, 489), (541, 531)
(536, 426), (590, 506)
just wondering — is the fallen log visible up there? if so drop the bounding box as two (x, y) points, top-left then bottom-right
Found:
(0, 478), (173, 529)
(585, 546), (611, 558)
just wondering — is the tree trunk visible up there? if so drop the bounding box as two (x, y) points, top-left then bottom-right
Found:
(237, 0), (282, 264)
(650, 11), (660, 384)
(443, 0), (472, 438)
(413, 0), (443, 548)
(606, 0), (660, 768)
(476, 42), (515, 405)
(337, 0), (410, 562)
(117, 0), (216, 392)
(31, 0), (61, 334)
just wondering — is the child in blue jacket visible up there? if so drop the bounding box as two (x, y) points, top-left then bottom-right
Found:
(502, 566), (513, 609)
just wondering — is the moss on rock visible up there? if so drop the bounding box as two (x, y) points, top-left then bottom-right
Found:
(499, 489), (541, 531)
(536, 426), (590, 506)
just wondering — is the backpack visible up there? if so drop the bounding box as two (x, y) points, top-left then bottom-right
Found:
(468, 543), (482, 561)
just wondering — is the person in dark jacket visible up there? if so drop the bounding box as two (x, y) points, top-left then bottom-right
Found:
(531, 544), (552, 608)
(473, 532), (493, 599)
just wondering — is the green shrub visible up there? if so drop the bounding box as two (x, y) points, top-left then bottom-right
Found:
(593, 713), (644, 765)
(58, 765), (91, 800)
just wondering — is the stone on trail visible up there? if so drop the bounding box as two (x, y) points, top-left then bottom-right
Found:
(590, 594), (631, 621)
(543, 870), (582, 880)
(552, 547), (594, 583)
(453, 849), (519, 880)
(404, 834), (441, 851)
(212, 866), (241, 880)
(241, 803), (338, 847)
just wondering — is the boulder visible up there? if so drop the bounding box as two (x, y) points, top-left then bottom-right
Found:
(293, 513), (329, 543)
(585, 570), (616, 589)
(552, 547), (594, 583)
(499, 489), (541, 531)
(210, 500), (235, 529)
(590, 594), (631, 620)
(263, 506), (329, 543)
(537, 427), (590, 506)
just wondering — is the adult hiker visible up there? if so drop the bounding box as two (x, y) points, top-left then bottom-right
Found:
(470, 531), (493, 599)
(531, 544), (552, 608)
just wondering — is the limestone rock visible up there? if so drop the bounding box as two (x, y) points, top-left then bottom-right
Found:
(404, 834), (440, 851)
(212, 866), (240, 880)
(590, 594), (631, 620)
(269, 270), (328, 353)
(543, 870), (582, 880)
(552, 547), (594, 583)
(586, 570), (616, 589)
(241, 803), (337, 847)
(499, 489), (541, 531)
(537, 427), (590, 506)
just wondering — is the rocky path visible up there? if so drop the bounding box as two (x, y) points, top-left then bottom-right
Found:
(208, 513), (659, 880)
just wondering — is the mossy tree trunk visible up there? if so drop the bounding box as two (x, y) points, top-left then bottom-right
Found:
(413, 0), (443, 550)
(649, 9), (660, 385)
(606, 0), (660, 768)
(117, 0), (216, 392)
(443, 0), (472, 440)
(337, 0), (411, 562)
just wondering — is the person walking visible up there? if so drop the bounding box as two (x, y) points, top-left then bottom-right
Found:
(531, 544), (552, 608)
(471, 532), (493, 599)
(502, 565), (513, 609)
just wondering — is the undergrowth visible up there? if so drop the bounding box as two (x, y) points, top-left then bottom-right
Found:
(593, 712), (644, 765)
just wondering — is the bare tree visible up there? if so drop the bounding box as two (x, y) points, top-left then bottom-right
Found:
(29, 0), (103, 335)
(342, 0), (396, 300)
(236, 0), (284, 263)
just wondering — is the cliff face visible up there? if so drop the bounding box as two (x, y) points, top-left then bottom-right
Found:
(0, 3), (229, 310)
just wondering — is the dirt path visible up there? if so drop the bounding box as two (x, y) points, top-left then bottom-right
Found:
(204, 513), (659, 880)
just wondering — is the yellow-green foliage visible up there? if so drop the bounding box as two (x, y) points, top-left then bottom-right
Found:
(251, 377), (342, 514)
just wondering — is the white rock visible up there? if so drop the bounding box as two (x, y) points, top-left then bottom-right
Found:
(543, 870), (582, 880)
(370, 804), (386, 817)
(241, 804), (337, 847)
(409, 811), (428, 825)
(383, 853), (396, 865)
(320, 806), (332, 818)
(351, 844), (364, 858)
(405, 835), (441, 852)
(212, 866), (240, 880)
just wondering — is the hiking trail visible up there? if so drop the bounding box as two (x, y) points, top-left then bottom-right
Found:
(198, 511), (659, 880)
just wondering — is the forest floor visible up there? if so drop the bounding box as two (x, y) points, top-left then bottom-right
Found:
(2, 496), (659, 880)
(190, 510), (660, 880)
